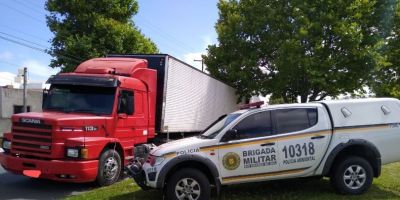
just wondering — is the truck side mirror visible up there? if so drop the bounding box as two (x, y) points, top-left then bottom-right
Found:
(42, 89), (49, 109)
(221, 129), (238, 142)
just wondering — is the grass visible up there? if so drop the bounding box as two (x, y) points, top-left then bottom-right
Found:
(66, 162), (400, 200)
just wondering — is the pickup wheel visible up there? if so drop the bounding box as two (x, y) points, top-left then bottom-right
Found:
(96, 149), (121, 186)
(331, 156), (373, 195)
(165, 168), (210, 200)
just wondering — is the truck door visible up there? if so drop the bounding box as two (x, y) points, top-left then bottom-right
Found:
(273, 107), (331, 173)
(218, 110), (280, 184)
(115, 90), (147, 142)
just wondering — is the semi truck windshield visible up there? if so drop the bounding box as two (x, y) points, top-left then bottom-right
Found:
(43, 84), (116, 115)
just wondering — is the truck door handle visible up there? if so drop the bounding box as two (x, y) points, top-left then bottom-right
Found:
(260, 142), (275, 146)
(311, 135), (325, 140)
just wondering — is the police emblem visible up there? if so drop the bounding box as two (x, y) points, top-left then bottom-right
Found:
(222, 152), (240, 170)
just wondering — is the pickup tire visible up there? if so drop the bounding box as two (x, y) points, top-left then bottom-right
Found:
(96, 149), (121, 186)
(165, 168), (210, 200)
(331, 156), (373, 195)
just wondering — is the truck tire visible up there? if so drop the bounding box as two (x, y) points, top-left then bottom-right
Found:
(96, 149), (121, 186)
(166, 168), (210, 200)
(330, 156), (373, 195)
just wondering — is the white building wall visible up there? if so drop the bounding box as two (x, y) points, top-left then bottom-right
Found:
(0, 87), (42, 136)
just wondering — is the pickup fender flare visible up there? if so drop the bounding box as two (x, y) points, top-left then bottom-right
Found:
(156, 154), (220, 189)
(321, 139), (381, 177)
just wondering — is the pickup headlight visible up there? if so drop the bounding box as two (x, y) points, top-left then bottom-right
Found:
(154, 157), (165, 166)
(147, 155), (165, 166)
(2, 140), (11, 150)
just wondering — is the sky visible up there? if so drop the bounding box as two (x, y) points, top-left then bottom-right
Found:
(0, 0), (219, 84)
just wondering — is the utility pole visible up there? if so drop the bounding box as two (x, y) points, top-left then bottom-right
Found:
(194, 58), (204, 72)
(22, 67), (27, 113)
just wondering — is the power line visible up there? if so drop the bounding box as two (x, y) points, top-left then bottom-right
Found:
(14, 0), (45, 15)
(0, 60), (24, 68)
(0, 34), (82, 64)
(0, 24), (50, 43)
(0, 30), (85, 63)
(0, 31), (48, 49)
(1, 1), (199, 57)
(0, 2), (44, 24)
(137, 17), (200, 53)
(0, 34), (46, 53)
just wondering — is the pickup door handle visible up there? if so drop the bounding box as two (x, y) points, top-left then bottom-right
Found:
(260, 142), (275, 146)
(311, 135), (326, 140)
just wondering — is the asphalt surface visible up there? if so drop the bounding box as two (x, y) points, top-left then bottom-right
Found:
(0, 150), (96, 200)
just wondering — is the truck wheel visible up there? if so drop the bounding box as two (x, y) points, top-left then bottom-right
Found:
(96, 149), (121, 186)
(331, 156), (373, 195)
(166, 168), (210, 200)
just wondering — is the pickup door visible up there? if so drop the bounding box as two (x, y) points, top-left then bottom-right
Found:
(218, 106), (332, 184)
(218, 110), (280, 184)
(273, 107), (332, 175)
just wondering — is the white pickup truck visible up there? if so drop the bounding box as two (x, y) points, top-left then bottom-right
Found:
(126, 98), (400, 200)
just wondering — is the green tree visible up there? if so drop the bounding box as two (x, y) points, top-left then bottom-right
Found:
(46, 0), (158, 72)
(204, 0), (389, 102)
(371, 1), (400, 98)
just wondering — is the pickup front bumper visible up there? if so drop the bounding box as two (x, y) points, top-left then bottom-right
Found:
(0, 152), (98, 183)
(126, 161), (153, 190)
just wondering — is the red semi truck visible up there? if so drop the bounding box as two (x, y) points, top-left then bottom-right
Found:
(0, 54), (238, 185)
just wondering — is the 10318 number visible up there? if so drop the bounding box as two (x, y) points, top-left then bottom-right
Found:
(282, 142), (315, 159)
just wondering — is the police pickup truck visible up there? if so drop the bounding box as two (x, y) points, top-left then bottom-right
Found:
(126, 98), (400, 200)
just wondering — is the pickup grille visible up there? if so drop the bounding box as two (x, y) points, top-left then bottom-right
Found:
(11, 122), (53, 158)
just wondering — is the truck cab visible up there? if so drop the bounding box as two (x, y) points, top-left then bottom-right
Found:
(0, 57), (157, 185)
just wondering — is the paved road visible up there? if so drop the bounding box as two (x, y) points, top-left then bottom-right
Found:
(0, 165), (96, 200)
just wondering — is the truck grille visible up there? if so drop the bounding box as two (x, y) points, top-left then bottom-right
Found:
(11, 122), (53, 158)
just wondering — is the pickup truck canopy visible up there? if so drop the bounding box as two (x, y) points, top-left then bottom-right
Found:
(321, 98), (400, 128)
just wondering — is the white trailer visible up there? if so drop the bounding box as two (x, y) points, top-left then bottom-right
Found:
(108, 54), (239, 134)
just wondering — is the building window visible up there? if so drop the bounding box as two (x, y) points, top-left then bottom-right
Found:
(13, 105), (31, 114)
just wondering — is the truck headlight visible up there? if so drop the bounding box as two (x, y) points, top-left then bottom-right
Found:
(66, 148), (79, 158)
(2, 140), (11, 150)
(66, 147), (88, 159)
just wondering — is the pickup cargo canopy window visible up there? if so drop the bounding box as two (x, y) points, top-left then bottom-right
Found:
(46, 75), (119, 87)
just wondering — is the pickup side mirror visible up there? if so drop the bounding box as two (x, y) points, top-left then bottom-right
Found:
(221, 129), (238, 142)
(118, 113), (128, 119)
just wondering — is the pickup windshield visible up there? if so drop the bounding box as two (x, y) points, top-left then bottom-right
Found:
(43, 84), (116, 115)
(199, 113), (241, 139)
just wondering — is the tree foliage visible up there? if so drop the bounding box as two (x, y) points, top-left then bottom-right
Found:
(204, 0), (397, 102)
(371, 1), (400, 98)
(46, 0), (158, 72)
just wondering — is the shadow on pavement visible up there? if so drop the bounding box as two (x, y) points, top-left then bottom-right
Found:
(0, 166), (97, 200)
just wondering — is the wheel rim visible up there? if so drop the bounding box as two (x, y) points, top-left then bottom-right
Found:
(175, 178), (201, 200)
(343, 165), (367, 190)
(103, 156), (119, 180)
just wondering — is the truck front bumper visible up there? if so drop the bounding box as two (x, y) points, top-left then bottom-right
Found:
(0, 152), (98, 183)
